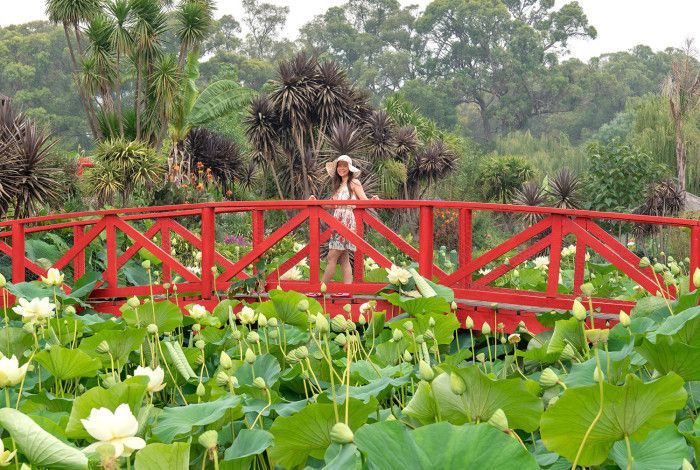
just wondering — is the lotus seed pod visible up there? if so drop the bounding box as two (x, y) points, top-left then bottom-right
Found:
(296, 346), (309, 359)
(147, 323), (158, 335)
(548, 396), (559, 407)
(195, 340), (205, 350)
(539, 368), (560, 388)
(330, 422), (354, 444)
(192, 323), (201, 333)
(102, 375), (117, 388)
(572, 299), (587, 321)
(465, 316), (474, 329)
(476, 353), (486, 363)
(343, 304), (352, 313)
(244, 348), (256, 364)
(141, 260), (151, 270)
(428, 317), (436, 327)
(670, 263), (680, 275)
(315, 314), (330, 335)
(220, 351), (233, 370)
(404, 320), (414, 333)
(268, 329), (278, 339)
(253, 377), (267, 389)
(414, 334), (425, 344)
(358, 313), (366, 325)
(423, 329), (435, 341)
(561, 344), (577, 360)
(247, 331), (260, 343)
(331, 315), (348, 333)
(663, 271), (675, 286)
(488, 409), (509, 432)
(402, 350), (412, 362)
(297, 299), (310, 312)
(481, 322), (491, 335)
(593, 366), (605, 383)
(320, 282), (327, 293)
(198, 430), (218, 449)
(257, 313), (268, 328)
(652, 263), (665, 274)
(162, 283), (171, 290)
(96, 340), (110, 354)
(268, 317), (278, 328)
(507, 333), (520, 344)
(64, 305), (76, 315)
(450, 372), (466, 395)
(619, 311), (631, 328)
(392, 329), (404, 342)
(334, 333), (347, 346)
(230, 376), (239, 388)
(231, 329), (242, 340)
(418, 360), (434, 381)
(127, 296), (141, 308)
(196, 382), (206, 397)
(639, 257), (651, 268)
(216, 371), (230, 387)
(22, 322), (35, 334)
(580, 283), (594, 297)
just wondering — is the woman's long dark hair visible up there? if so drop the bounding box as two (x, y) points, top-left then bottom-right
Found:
(332, 165), (354, 198)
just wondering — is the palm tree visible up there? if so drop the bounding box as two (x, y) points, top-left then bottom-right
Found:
(46, 0), (103, 138)
(175, 0), (213, 71)
(106, 0), (134, 137)
(84, 14), (117, 134)
(663, 40), (700, 193)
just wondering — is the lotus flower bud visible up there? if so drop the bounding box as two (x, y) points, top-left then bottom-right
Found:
(0, 273), (5, 288)
(192, 324), (202, 333)
(343, 304), (352, 314)
(194, 340), (205, 350)
(196, 382), (206, 397)
(253, 377), (266, 389)
(141, 260), (151, 270)
(297, 299), (310, 312)
(593, 366), (605, 383)
(147, 323), (158, 335)
(244, 348), (256, 364)
(481, 322), (491, 335)
(580, 283), (594, 297)
(102, 375), (117, 388)
(64, 305), (76, 315)
(682, 459), (693, 470)
(548, 396), (559, 407)
(96, 340), (110, 354)
(428, 317), (435, 327)
(465, 316), (474, 329)
(320, 282), (327, 294)
(127, 296), (141, 308)
(315, 314), (330, 336)
(512, 269), (519, 278)
(198, 430), (218, 449)
(402, 350), (412, 362)
(220, 351), (232, 370)
(392, 329), (403, 342)
(257, 313), (267, 328)
(247, 331), (260, 343)
(418, 360), (434, 381)
(404, 321), (414, 333)
(163, 283), (171, 290)
(619, 311), (631, 327)
(450, 372), (466, 395)
(639, 257), (650, 268)
(330, 422), (354, 444)
(358, 313), (366, 325)
(572, 299), (587, 321)
(451, 301), (457, 310)
(488, 409), (508, 432)
(539, 368), (560, 388)
(269, 329), (278, 339)
(268, 317), (278, 328)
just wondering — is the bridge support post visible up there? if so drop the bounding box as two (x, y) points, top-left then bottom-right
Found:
(547, 215), (563, 297)
(459, 208), (472, 287)
(309, 207), (320, 286)
(419, 206), (434, 279)
(105, 215), (117, 289)
(252, 211), (264, 276)
(691, 226), (700, 292)
(573, 218), (588, 295)
(353, 209), (364, 282)
(11, 221), (25, 283)
(160, 222), (171, 284)
(201, 207), (215, 298)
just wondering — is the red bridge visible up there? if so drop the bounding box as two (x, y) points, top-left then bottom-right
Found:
(2, 201), (698, 332)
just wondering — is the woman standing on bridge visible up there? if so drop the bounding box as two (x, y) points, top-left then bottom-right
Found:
(309, 155), (378, 296)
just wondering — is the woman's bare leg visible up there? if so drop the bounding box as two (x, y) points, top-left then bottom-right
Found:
(322, 249), (342, 285)
(339, 251), (352, 284)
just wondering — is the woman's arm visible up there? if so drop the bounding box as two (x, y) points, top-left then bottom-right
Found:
(351, 180), (379, 200)
(309, 194), (335, 209)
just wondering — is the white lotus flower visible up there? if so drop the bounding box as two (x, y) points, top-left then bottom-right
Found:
(386, 265), (410, 285)
(533, 256), (549, 271)
(40, 268), (64, 287)
(12, 297), (56, 324)
(133, 366), (166, 393)
(364, 257), (379, 271)
(239, 306), (257, 325)
(0, 437), (16, 467)
(280, 266), (303, 280)
(478, 268), (492, 276)
(186, 265), (202, 276)
(292, 242), (304, 253)
(81, 404), (146, 458)
(359, 301), (376, 314)
(0, 355), (29, 388)
(585, 251), (591, 262)
(188, 304), (208, 321)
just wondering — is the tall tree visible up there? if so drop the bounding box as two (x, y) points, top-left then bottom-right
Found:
(241, 0), (289, 59)
(663, 40), (700, 193)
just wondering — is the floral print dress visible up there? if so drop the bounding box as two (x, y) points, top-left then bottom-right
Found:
(328, 184), (357, 252)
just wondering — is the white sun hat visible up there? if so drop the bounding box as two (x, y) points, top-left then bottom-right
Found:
(325, 154), (361, 178)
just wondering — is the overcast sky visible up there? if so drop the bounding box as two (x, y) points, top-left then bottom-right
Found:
(2, 0), (698, 61)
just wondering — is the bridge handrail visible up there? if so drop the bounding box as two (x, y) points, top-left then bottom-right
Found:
(1, 200), (698, 231)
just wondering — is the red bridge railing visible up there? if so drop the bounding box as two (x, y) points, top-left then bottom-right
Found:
(1, 201), (699, 329)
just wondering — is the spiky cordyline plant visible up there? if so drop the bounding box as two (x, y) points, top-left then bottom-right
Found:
(186, 128), (244, 193)
(513, 181), (547, 226)
(547, 168), (582, 209)
(244, 95), (284, 199)
(409, 140), (457, 198)
(365, 110), (396, 161)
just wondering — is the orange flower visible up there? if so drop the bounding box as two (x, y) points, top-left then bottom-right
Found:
(196, 182), (204, 191)
(182, 184), (189, 188)
(196, 161), (204, 168)
(207, 174), (214, 182)
(226, 190), (233, 197)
